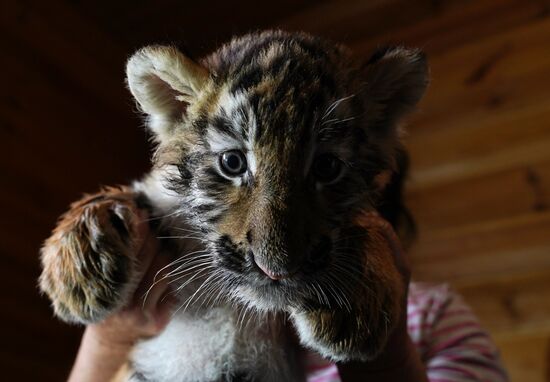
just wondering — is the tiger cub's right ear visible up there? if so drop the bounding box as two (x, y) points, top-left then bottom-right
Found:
(126, 45), (210, 141)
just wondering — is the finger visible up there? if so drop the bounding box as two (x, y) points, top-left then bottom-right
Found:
(135, 251), (176, 335)
(133, 243), (172, 313)
(153, 292), (178, 332)
(134, 208), (150, 240)
(141, 272), (171, 315)
(133, 227), (160, 281)
(122, 205), (148, 255)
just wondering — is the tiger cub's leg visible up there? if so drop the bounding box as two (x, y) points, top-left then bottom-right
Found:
(39, 186), (148, 324)
(290, 221), (405, 362)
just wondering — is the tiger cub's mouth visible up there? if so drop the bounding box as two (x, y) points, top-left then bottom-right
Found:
(211, 231), (365, 312)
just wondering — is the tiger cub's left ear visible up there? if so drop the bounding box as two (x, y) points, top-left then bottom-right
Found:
(362, 46), (429, 133)
(126, 45), (210, 141)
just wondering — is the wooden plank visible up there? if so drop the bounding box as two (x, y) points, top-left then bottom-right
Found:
(2, 2), (550, 381)
(406, 160), (550, 231)
(400, 17), (550, 189)
(458, 270), (550, 338)
(81, 0), (321, 56)
(495, 334), (549, 382)
(456, 271), (550, 380)
(407, 17), (550, 135)
(0, 2), (141, 379)
(279, 0), (417, 39)
(407, 134), (550, 192)
(278, 0), (534, 51)
(349, 0), (548, 55)
(455, 271), (550, 379)
(0, 28), (149, 177)
(0, 251), (81, 380)
(0, 0), (128, 111)
(1, 351), (73, 381)
(0, 33), (150, 269)
(407, 72), (550, 190)
(410, 211), (550, 284)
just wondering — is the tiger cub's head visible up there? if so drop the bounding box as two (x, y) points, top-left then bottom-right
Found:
(127, 30), (428, 311)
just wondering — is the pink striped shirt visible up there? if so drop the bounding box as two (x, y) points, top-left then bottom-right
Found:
(306, 282), (508, 381)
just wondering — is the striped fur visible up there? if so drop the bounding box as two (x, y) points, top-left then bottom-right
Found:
(40, 30), (429, 381)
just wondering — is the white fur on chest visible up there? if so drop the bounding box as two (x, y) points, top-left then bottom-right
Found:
(130, 305), (302, 382)
(131, 308), (237, 382)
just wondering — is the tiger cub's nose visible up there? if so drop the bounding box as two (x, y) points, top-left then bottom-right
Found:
(250, 252), (297, 280)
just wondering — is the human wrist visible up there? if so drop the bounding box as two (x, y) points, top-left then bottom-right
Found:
(84, 324), (137, 354)
(68, 326), (134, 382)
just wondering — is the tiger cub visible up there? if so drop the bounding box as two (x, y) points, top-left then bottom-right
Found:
(40, 30), (428, 381)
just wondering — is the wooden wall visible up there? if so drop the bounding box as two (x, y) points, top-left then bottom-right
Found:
(1, 0), (549, 380)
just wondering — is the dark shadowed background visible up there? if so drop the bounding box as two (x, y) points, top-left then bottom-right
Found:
(1, 0), (550, 380)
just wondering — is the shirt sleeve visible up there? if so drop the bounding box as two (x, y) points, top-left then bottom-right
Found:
(407, 282), (509, 382)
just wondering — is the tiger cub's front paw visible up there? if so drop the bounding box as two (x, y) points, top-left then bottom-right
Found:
(290, 222), (405, 362)
(39, 187), (144, 324)
(291, 303), (394, 362)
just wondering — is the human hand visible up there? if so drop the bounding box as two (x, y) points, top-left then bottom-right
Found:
(68, 209), (175, 382)
(86, 208), (175, 347)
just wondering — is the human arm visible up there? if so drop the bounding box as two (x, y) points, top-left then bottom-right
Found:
(67, 212), (173, 382)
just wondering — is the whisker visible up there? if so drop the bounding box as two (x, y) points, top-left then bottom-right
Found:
(166, 261), (213, 284)
(320, 115), (356, 126)
(156, 235), (205, 241)
(169, 226), (203, 234)
(179, 271), (220, 313)
(142, 257), (213, 306)
(196, 271), (225, 310)
(164, 257), (212, 278)
(322, 94), (355, 120)
(154, 250), (210, 278)
(173, 267), (213, 295)
(141, 209), (181, 222)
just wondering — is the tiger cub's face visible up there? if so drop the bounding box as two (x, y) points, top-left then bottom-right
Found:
(127, 31), (428, 311)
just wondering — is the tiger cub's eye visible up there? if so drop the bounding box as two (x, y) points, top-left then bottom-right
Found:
(220, 150), (247, 176)
(313, 154), (343, 184)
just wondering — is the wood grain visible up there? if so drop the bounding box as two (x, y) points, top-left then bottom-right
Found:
(2, 0), (549, 380)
